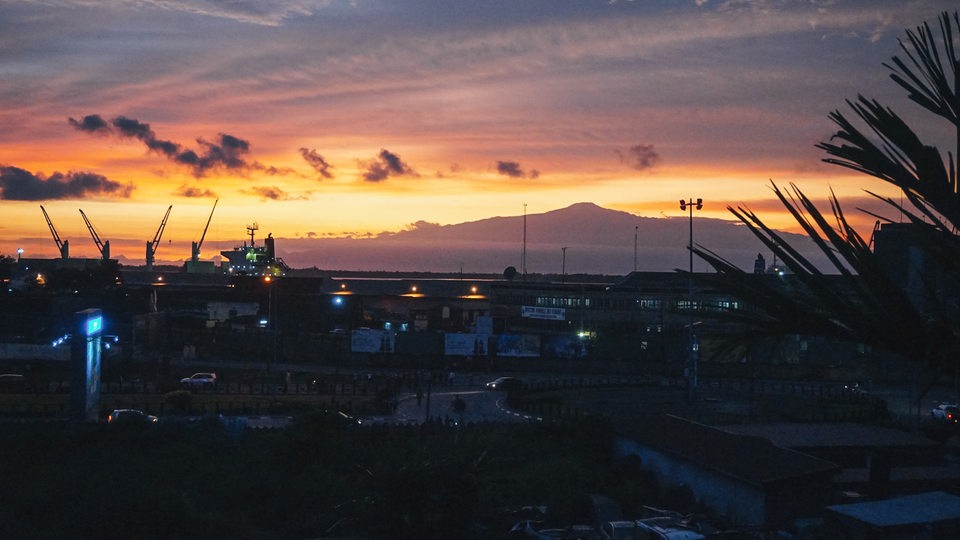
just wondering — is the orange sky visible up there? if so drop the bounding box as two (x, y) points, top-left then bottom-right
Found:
(1, 1), (952, 266)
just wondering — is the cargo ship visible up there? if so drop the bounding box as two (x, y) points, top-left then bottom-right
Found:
(219, 223), (289, 276)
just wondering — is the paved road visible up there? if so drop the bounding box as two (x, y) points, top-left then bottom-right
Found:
(363, 386), (543, 425)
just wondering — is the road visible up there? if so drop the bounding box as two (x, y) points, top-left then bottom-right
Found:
(363, 386), (543, 425)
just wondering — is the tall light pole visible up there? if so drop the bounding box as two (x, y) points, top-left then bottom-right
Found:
(264, 275), (277, 372)
(679, 197), (703, 400)
(634, 226), (638, 273)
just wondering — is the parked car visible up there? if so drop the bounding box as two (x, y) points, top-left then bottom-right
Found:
(180, 372), (217, 387)
(931, 403), (960, 425)
(108, 409), (158, 425)
(486, 376), (523, 391)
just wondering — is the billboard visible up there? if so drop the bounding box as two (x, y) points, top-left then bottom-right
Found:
(496, 334), (540, 358)
(521, 306), (566, 320)
(543, 334), (587, 360)
(475, 315), (494, 335)
(351, 328), (395, 353)
(444, 333), (488, 356)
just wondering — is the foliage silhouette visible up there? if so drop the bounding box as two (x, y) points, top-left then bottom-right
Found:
(692, 11), (960, 398)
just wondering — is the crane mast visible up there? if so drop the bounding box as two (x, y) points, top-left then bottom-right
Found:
(40, 205), (69, 259)
(78, 209), (110, 261)
(191, 199), (218, 263)
(146, 205), (173, 270)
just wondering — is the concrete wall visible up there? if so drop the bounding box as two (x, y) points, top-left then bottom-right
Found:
(615, 436), (767, 528)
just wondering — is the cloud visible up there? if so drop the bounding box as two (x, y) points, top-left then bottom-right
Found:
(242, 185), (310, 201)
(69, 114), (281, 177)
(299, 147), (334, 179)
(0, 164), (133, 200)
(496, 160), (539, 179)
(67, 114), (109, 133)
(360, 149), (416, 183)
(175, 185), (217, 198)
(112, 115), (155, 140)
(616, 144), (660, 171)
(124, 0), (322, 26)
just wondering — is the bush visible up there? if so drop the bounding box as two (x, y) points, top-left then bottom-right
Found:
(164, 390), (194, 414)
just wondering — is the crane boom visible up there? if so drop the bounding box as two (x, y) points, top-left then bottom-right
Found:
(146, 205), (173, 269)
(78, 209), (110, 260)
(40, 205), (69, 258)
(192, 198), (218, 262)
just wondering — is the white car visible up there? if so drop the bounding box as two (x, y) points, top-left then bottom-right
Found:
(180, 372), (217, 387)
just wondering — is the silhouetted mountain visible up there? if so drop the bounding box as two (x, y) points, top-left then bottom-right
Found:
(270, 202), (824, 276)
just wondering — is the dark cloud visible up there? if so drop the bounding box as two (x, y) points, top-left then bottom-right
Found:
(617, 144), (660, 171)
(175, 185), (217, 198)
(0, 164), (133, 200)
(360, 149), (416, 183)
(112, 116), (155, 140)
(496, 160), (538, 179)
(68, 114), (110, 133)
(193, 134), (252, 173)
(299, 147), (334, 179)
(147, 138), (181, 157)
(69, 114), (282, 178)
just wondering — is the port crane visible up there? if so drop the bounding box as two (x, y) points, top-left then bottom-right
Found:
(40, 205), (69, 259)
(191, 199), (218, 263)
(78, 209), (110, 261)
(146, 205), (173, 270)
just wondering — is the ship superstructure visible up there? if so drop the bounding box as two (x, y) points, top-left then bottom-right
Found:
(219, 223), (288, 276)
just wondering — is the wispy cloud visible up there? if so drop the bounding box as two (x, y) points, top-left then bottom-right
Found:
(25, 0), (333, 26)
(299, 147), (334, 179)
(174, 185), (217, 198)
(242, 185), (310, 200)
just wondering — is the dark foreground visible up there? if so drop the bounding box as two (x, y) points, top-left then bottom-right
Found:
(0, 414), (690, 540)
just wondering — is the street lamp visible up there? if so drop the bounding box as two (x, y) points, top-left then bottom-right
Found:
(16, 247), (23, 264)
(679, 197), (703, 399)
(263, 275), (276, 372)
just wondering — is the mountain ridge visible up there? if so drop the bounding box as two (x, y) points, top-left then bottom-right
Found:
(266, 202), (822, 275)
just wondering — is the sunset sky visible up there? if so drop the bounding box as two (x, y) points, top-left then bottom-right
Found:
(1, 0), (955, 266)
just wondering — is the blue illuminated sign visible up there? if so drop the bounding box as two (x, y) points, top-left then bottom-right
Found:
(85, 316), (102, 336)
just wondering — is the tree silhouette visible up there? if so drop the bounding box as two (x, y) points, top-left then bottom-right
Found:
(692, 11), (960, 399)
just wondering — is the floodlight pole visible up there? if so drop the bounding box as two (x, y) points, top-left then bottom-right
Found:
(680, 197), (703, 400)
